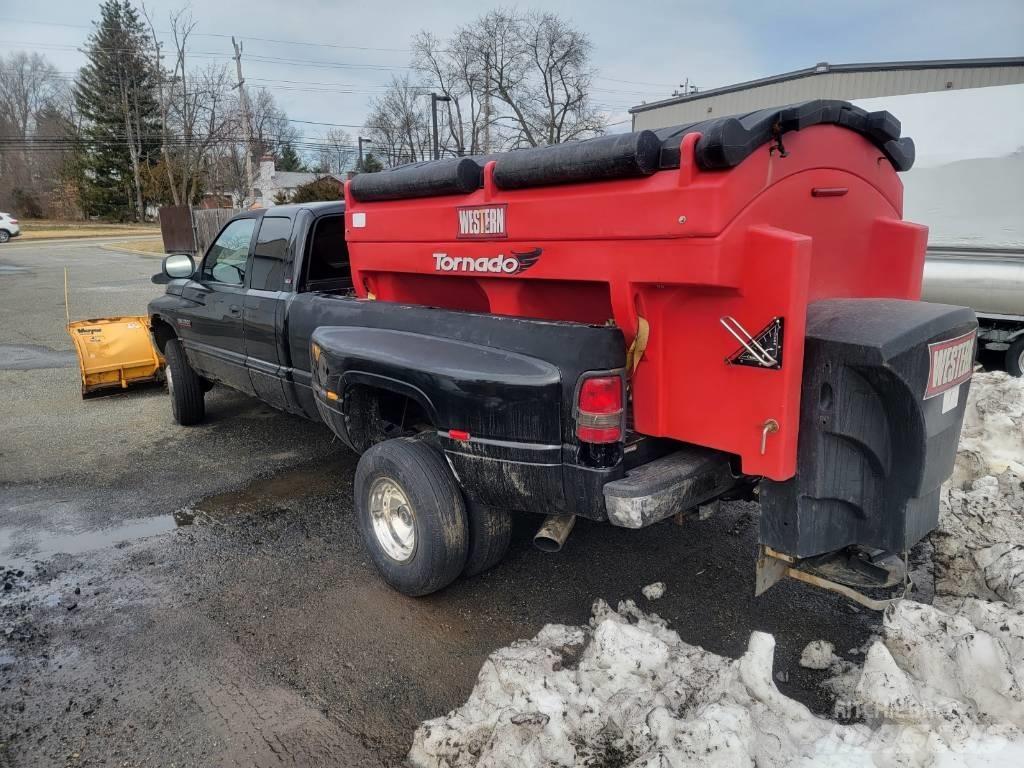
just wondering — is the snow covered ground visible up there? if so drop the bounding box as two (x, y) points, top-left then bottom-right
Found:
(408, 373), (1024, 767)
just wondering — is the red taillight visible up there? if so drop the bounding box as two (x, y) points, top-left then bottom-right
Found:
(8, 218), (17, 224)
(576, 375), (623, 444)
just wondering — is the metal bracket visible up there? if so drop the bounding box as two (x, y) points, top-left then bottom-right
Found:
(755, 545), (909, 612)
(720, 315), (778, 368)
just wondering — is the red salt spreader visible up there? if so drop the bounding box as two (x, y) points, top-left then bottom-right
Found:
(334, 100), (976, 606)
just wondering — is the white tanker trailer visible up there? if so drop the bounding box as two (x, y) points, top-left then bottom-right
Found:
(923, 246), (1024, 375)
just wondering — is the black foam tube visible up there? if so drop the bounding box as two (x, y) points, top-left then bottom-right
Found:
(349, 157), (483, 202)
(492, 130), (662, 190)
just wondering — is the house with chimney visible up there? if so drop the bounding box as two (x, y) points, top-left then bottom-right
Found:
(251, 155), (344, 208)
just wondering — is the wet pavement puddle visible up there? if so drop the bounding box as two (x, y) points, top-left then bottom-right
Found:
(0, 516), (180, 571)
(0, 464), (343, 570)
(0, 343), (78, 370)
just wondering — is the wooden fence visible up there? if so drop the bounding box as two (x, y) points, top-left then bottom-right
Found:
(193, 209), (235, 255)
(157, 205), (236, 255)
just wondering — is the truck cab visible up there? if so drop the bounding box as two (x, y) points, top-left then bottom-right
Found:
(150, 201), (350, 419)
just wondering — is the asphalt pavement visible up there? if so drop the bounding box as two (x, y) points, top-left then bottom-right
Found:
(0, 237), (883, 767)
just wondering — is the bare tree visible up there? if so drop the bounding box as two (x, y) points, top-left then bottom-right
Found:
(517, 12), (603, 145)
(363, 75), (431, 167)
(315, 128), (355, 175)
(401, 9), (605, 160)
(205, 88), (295, 206)
(144, 6), (237, 205)
(248, 87), (298, 162)
(412, 30), (485, 156)
(0, 51), (68, 213)
(0, 52), (62, 139)
(145, 4), (188, 204)
(466, 9), (536, 148)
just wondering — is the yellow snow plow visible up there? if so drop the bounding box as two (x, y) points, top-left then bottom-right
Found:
(64, 269), (164, 397)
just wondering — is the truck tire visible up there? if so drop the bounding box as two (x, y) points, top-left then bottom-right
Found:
(354, 438), (468, 596)
(1006, 337), (1024, 377)
(463, 502), (512, 577)
(164, 338), (205, 425)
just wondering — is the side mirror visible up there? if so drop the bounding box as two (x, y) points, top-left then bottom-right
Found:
(163, 253), (196, 279)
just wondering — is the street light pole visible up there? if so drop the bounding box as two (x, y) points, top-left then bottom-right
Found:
(430, 93), (451, 161)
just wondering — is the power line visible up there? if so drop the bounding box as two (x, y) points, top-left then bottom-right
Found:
(0, 17), (410, 53)
(0, 19), (676, 92)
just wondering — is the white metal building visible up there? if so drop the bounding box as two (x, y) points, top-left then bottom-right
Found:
(630, 57), (1024, 130)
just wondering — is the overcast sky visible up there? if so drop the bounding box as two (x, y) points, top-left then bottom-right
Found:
(1, 0), (1021, 163)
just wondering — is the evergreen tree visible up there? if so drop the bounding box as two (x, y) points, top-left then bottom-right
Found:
(289, 176), (342, 203)
(75, 1), (159, 220)
(276, 141), (305, 172)
(358, 153), (383, 173)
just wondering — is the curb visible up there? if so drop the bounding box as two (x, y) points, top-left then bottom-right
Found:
(100, 243), (166, 258)
(6, 233), (161, 246)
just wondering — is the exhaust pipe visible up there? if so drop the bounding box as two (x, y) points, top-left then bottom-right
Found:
(533, 514), (576, 553)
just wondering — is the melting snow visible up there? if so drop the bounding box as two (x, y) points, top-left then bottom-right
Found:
(641, 582), (666, 601)
(799, 640), (837, 670)
(409, 373), (1024, 767)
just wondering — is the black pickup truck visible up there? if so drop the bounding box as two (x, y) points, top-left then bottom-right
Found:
(150, 189), (971, 606)
(150, 201), (649, 595)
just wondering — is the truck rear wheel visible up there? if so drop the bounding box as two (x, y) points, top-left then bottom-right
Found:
(354, 438), (468, 596)
(1006, 337), (1024, 377)
(164, 338), (205, 425)
(463, 503), (512, 577)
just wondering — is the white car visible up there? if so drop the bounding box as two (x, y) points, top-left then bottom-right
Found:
(0, 212), (20, 243)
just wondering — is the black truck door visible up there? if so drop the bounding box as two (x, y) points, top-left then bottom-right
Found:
(243, 215), (293, 410)
(179, 216), (257, 394)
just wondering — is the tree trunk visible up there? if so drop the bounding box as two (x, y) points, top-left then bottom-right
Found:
(121, 85), (145, 222)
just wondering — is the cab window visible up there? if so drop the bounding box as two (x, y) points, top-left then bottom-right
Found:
(250, 216), (293, 292)
(202, 218), (256, 286)
(303, 215), (352, 291)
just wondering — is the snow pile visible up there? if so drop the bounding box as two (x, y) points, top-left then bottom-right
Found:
(408, 600), (1024, 767)
(408, 373), (1024, 767)
(950, 372), (1024, 487)
(933, 372), (1024, 606)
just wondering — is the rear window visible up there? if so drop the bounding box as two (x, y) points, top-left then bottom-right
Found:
(304, 215), (352, 291)
(250, 216), (292, 292)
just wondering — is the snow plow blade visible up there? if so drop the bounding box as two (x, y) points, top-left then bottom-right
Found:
(67, 316), (164, 397)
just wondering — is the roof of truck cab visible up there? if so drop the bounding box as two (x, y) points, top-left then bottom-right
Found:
(252, 201), (344, 218)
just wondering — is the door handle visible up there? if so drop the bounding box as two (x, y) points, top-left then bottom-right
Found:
(229, 305), (241, 317)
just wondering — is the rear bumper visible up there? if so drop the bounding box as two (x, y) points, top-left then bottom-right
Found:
(603, 447), (739, 528)
(2, 228), (20, 238)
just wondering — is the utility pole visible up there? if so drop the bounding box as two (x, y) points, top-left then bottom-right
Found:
(482, 52), (491, 155)
(232, 37), (255, 207)
(357, 136), (372, 171)
(430, 92), (451, 161)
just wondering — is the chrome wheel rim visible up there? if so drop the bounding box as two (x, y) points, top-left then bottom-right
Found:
(166, 365), (175, 396)
(1018, 347), (1024, 375)
(368, 477), (416, 562)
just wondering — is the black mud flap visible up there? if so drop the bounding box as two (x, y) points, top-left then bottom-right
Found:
(758, 299), (977, 600)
